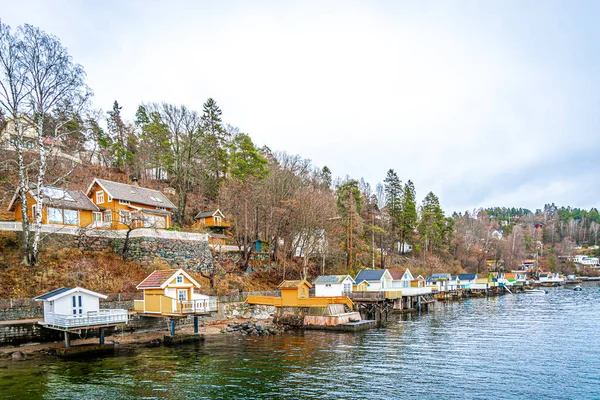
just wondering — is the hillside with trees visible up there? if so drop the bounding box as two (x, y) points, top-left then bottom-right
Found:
(0, 21), (596, 297)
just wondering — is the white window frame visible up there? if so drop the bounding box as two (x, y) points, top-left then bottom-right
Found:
(63, 209), (79, 225)
(104, 210), (112, 223)
(119, 210), (131, 225)
(157, 206), (166, 211)
(48, 207), (63, 224)
(93, 212), (102, 222)
(119, 200), (130, 205)
(178, 289), (187, 301)
(107, 195), (113, 202)
(96, 190), (105, 204)
(176, 276), (183, 284)
(31, 204), (37, 218)
(214, 216), (221, 225)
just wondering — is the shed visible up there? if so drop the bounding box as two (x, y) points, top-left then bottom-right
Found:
(277, 280), (312, 303)
(313, 275), (355, 297)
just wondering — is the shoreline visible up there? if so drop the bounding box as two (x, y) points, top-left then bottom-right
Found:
(0, 317), (274, 357)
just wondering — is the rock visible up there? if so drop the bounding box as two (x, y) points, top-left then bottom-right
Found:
(226, 328), (233, 333)
(11, 351), (24, 360)
(0, 353), (8, 359)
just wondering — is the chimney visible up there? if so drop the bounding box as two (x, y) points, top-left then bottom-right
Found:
(131, 176), (139, 186)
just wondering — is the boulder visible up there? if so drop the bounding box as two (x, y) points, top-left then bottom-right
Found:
(11, 351), (24, 360)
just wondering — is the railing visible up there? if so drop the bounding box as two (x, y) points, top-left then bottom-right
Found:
(178, 297), (219, 313)
(43, 309), (128, 328)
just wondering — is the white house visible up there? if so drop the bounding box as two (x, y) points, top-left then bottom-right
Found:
(426, 273), (459, 292)
(572, 255), (599, 267)
(458, 274), (478, 289)
(34, 287), (128, 329)
(354, 269), (393, 291)
(313, 275), (355, 297)
(389, 268), (414, 289)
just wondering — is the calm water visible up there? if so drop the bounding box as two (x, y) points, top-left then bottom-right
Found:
(1, 284), (600, 400)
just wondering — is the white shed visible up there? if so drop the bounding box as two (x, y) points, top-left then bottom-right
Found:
(34, 287), (128, 329)
(313, 275), (355, 297)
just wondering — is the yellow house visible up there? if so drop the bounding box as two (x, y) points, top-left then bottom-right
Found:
(86, 178), (176, 230)
(7, 186), (99, 227)
(134, 268), (218, 316)
(247, 280), (353, 308)
(193, 209), (231, 231)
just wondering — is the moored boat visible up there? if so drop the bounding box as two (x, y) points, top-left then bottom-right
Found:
(573, 285), (583, 291)
(524, 289), (548, 294)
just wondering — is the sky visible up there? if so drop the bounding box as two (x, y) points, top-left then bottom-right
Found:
(2, 0), (599, 213)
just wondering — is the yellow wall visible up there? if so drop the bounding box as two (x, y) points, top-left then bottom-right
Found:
(89, 182), (172, 229)
(193, 215), (231, 229)
(248, 295), (353, 308)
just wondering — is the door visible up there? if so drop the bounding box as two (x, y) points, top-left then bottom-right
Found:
(72, 295), (83, 317)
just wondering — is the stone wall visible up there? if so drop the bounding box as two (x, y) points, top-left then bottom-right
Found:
(14, 227), (214, 271)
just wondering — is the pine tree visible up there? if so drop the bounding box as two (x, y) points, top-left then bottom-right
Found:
(336, 179), (364, 271)
(200, 98), (229, 199)
(399, 179), (418, 252)
(106, 101), (136, 170)
(384, 169), (402, 250)
(418, 191), (446, 254)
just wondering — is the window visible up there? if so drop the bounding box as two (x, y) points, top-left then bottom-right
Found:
(96, 191), (104, 204)
(176, 276), (183, 284)
(178, 290), (187, 301)
(326, 284), (331, 287)
(201, 218), (206, 225)
(119, 200), (130, 205)
(107, 195), (112, 202)
(214, 216), (221, 225)
(104, 210), (112, 223)
(157, 206), (166, 211)
(343, 283), (352, 293)
(120, 210), (131, 225)
(48, 207), (63, 223)
(64, 209), (79, 225)
(93, 212), (102, 222)
(31, 204), (37, 219)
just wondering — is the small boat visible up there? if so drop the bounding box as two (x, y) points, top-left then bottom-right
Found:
(524, 289), (548, 294)
(573, 285), (583, 291)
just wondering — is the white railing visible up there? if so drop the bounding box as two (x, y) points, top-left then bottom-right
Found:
(0, 222), (209, 242)
(179, 297), (219, 313)
(43, 309), (128, 328)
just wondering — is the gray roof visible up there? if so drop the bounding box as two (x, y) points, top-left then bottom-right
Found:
(34, 287), (71, 301)
(458, 273), (477, 281)
(194, 210), (223, 219)
(313, 275), (353, 284)
(95, 179), (176, 209)
(355, 269), (387, 282)
(36, 187), (99, 211)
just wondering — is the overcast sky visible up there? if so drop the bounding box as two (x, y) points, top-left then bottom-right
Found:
(2, 0), (599, 213)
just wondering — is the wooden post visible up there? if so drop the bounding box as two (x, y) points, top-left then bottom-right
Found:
(99, 328), (105, 345)
(170, 319), (176, 336)
(194, 316), (199, 333)
(64, 331), (70, 348)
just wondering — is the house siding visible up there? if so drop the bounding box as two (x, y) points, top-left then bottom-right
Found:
(88, 182), (172, 229)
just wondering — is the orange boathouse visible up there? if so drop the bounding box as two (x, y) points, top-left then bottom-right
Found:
(247, 280), (354, 309)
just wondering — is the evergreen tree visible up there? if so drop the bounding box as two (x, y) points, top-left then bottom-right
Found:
(418, 191), (446, 254)
(384, 169), (402, 249)
(321, 165), (332, 189)
(399, 179), (418, 252)
(106, 101), (136, 170)
(200, 98), (229, 199)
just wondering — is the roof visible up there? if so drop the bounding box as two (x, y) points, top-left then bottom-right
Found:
(313, 275), (354, 284)
(136, 268), (201, 290)
(194, 209), (225, 219)
(355, 269), (388, 282)
(34, 287), (71, 300)
(34, 287), (108, 301)
(209, 233), (228, 239)
(8, 186), (100, 212)
(277, 280), (313, 289)
(458, 273), (477, 281)
(87, 178), (176, 209)
(388, 269), (407, 280)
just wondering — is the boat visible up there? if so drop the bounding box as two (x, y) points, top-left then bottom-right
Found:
(573, 285), (583, 291)
(524, 289), (548, 294)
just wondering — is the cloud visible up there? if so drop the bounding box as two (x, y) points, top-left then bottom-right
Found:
(2, 0), (599, 213)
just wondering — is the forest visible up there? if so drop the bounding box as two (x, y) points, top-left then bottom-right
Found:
(1, 21), (598, 296)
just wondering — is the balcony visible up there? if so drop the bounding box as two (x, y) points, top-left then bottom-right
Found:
(42, 309), (128, 329)
(178, 298), (219, 314)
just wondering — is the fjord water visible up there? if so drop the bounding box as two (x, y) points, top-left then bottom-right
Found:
(2, 285), (599, 400)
